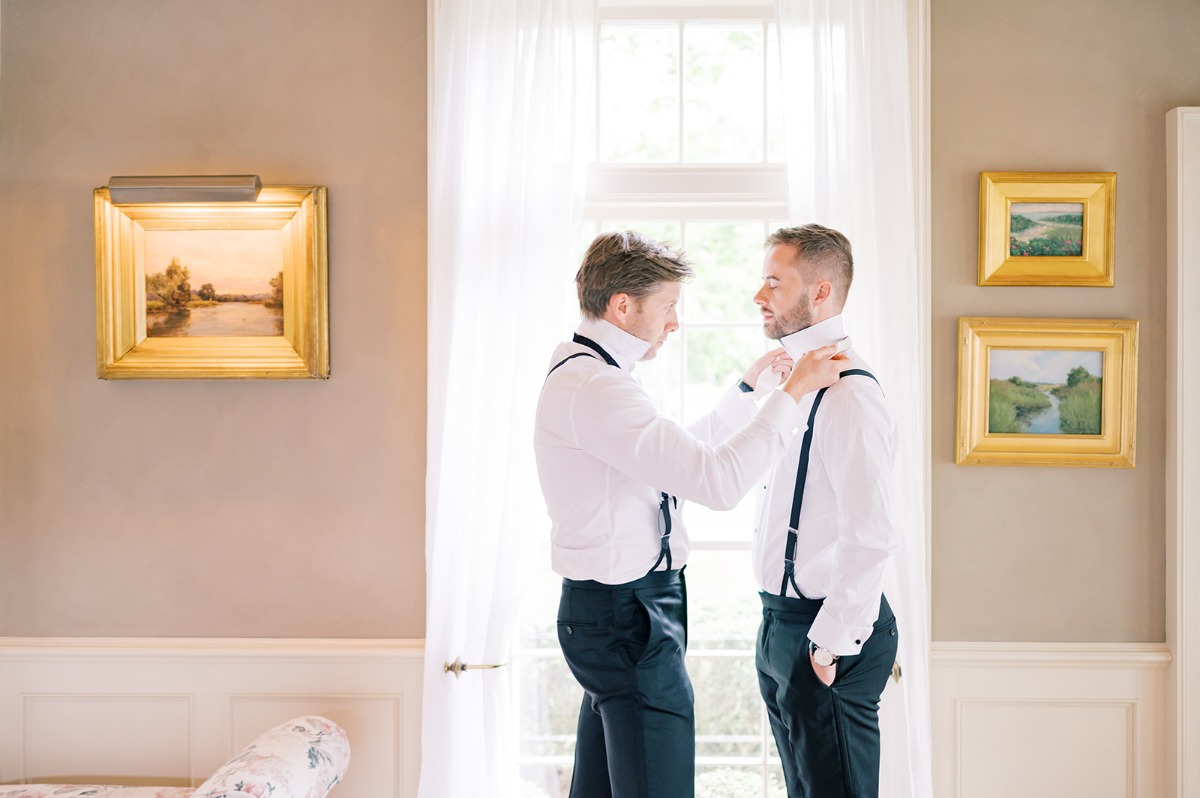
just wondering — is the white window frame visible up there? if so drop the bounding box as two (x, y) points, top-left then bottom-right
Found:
(512, 0), (933, 793)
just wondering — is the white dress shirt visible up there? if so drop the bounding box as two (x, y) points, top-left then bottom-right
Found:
(535, 317), (804, 585)
(749, 315), (901, 656)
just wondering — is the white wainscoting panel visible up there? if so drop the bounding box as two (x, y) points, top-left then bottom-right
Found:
(23, 694), (194, 786)
(932, 643), (1170, 798)
(0, 639), (424, 798)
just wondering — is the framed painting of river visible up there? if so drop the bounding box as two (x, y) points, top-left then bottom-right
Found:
(94, 186), (328, 379)
(956, 317), (1138, 467)
(978, 172), (1116, 286)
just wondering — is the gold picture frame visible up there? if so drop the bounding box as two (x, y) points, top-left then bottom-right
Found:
(94, 185), (329, 379)
(978, 171), (1116, 286)
(956, 317), (1137, 467)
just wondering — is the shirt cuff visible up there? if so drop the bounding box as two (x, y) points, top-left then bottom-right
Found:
(713, 382), (758, 431)
(755, 389), (804, 437)
(808, 608), (875, 658)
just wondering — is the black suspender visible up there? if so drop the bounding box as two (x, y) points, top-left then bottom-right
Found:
(571, 333), (619, 366)
(548, 351), (594, 375)
(546, 333), (677, 574)
(546, 334), (621, 375)
(780, 368), (880, 598)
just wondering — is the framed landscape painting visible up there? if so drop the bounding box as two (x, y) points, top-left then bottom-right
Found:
(94, 185), (329, 379)
(956, 317), (1138, 467)
(978, 172), (1116, 286)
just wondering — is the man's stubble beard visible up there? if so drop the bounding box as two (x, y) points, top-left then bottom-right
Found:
(765, 300), (813, 341)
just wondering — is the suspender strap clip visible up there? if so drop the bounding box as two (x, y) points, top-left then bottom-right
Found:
(650, 491), (674, 573)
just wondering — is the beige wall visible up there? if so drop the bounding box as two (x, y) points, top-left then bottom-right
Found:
(0, 0), (428, 637)
(932, 0), (1200, 641)
(4, 0), (1197, 644)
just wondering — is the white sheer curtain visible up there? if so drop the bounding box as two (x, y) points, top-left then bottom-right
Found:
(421, 1), (595, 795)
(774, 1), (934, 797)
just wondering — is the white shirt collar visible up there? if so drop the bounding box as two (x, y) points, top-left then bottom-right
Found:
(576, 317), (650, 371)
(778, 315), (847, 360)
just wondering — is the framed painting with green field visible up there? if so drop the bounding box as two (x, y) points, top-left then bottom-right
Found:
(956, 317), (1138, 467)
(978, 171), (1116, 286)
(94, 185), (329, 379)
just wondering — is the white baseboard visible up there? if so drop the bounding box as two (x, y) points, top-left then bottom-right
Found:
(932, 642), (1171, 798)
(0, 638), (425, 798)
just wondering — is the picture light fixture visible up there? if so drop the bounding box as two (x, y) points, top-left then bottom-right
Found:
(107, 175), (262, 204)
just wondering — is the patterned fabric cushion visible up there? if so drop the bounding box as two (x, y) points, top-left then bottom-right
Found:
(190, 716), (350, 798)
(1, 716), (347, 798)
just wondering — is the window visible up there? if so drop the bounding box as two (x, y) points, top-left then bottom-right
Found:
(516, 8), (795, 797)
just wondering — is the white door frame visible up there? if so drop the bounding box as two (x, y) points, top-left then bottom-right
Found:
(1166, 106), (1200, 798)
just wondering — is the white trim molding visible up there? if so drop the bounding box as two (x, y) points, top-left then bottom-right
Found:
(1167, 105), (1200, 798)
(0, 638), (425, 798)
(932, 642), (1171, 798)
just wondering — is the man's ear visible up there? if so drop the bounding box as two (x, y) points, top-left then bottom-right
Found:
(812, 280), (833, 306)
(607, 292), (632, 323)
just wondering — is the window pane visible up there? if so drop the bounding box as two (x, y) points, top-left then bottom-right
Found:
(680, 318), (766, 544)
(637, 334), (684, 422)
(697, 766), (784, 798)
(599, 25), (679, 163)
(682, 325), (768, 409)
(683, 23), (764, 163)
(683, 221), (768, 325)
(518, 765), (572, 798)
(684, 548), (763, 649)
(686, 483), (760, 546)
(516, 654), (580, 758)
(692, 655), (763, 759)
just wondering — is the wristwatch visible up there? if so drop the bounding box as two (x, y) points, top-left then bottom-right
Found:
(810, 642), (838, 667)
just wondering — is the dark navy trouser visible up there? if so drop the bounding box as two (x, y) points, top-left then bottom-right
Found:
(557, 568), (693, 798)
(756, 591), (898, 798)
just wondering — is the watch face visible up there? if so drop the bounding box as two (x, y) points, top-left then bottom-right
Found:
(813, 647), (835, 667)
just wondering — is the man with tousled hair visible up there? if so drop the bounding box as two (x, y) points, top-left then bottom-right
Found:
(534, 230), (846, 798)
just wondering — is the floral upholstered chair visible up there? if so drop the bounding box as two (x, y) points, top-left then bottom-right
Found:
(0, 716), (349, 798)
